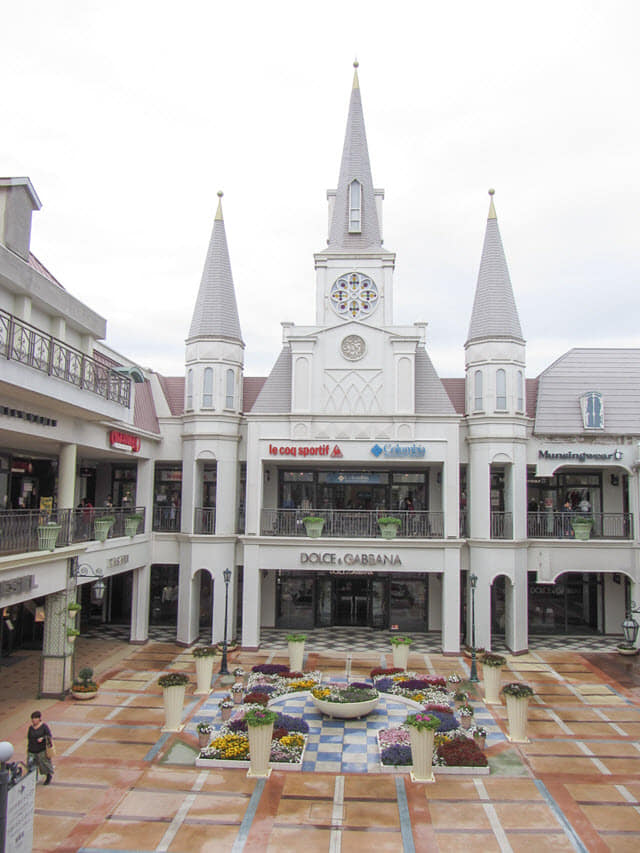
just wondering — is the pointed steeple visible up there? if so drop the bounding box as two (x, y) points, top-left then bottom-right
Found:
(327, 62), (382, 252)
(466, 190), (523, 344)
(188, 192), (243, 342)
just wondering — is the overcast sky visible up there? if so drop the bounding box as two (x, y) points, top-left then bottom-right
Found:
(4, 1), (639, 380)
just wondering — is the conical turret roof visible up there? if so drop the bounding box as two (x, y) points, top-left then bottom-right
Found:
(327, 63), (382, 252)
(188, 192), (243, 342)
(466, 190), (523, 344)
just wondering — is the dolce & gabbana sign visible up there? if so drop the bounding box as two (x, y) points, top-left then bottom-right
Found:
(300, 551), (402, 566)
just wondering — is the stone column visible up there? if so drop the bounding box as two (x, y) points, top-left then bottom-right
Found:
(469, 443), (490, 538)
(135, 458), (153, 533)
(441, 549), (460, 654)
(130, 564), (150, 643)
(242, 545), (261, 650)
(58, 443), (77, 508)
(40, 589), (73, 697)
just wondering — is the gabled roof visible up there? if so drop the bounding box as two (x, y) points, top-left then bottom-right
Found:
(466, 192), (523, 345)
(243, 377), (267, 412)
(188, 193), (243, 343)
(326, 63), (383, 253)
(249, 347), (292, 413)
(28, 252), (64, 289)
(415, 348), (456, 414)
(154, 375), (269, 416)
(442, 376), (539, 418)
(133, 379), (160, 434)
(534, 348), (640, 435)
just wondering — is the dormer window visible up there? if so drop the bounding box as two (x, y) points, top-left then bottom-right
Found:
(349, 180), (361, 233)
(496, 369), (507, 410)
(202, 367), (213, 408)
(581, 391), (604, 429)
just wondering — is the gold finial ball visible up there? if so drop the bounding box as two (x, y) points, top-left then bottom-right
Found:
(353, 59), (359, 69)
(488, 188), (495, 196)
(217, 191), (224, 198)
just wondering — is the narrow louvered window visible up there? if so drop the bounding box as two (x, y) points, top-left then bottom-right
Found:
(496, 369), (507, 410)
(226, 368), (235, 409)
(186, 369), (194, 410)
(349, 180), (361, 232)
(474, 370), (483, 410)
(202, 367), (213, 408)
(581, 392), (604, 429)
(517, 371), (524, 412)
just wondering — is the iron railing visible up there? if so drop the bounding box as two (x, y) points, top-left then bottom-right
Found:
(527, 512), (633, 540)
(0, 506), (146, 556)
(260, 508), (444, 538)
(152, 504), (181, 532)
(194, 507), (216, 534)
(491, 512), (513, 539)
(0, 308), (131, 407)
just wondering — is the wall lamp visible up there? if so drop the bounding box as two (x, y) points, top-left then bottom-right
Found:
(69, 559), (106, 603)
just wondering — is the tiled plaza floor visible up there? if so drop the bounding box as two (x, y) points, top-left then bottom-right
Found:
(1, 635), (639, 851)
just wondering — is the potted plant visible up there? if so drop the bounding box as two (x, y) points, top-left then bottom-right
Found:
(233, 666), (245, 685)
(287, 633), (306, 672)
(196, 721), (213, 749)
(481, 652), (506, 705)
(67, 602), (82, 614)
(245, 707), (277, 778)
(617, 642), (639, 656)
(94, 515), (115, 542)
(458, 703), (474, 730)
(158, 672), (190, 732)
(405, 711), (440, 783)
(231, 683), (244, 704)
(71, 667), (99, 700)
(302, 516), (324, 537)
(389, 635), (412, 669)
(378, 516), (402, 540)
(124, 513), (144, 537)
(473, 726), (487, 750)
(192, 646), (218, 695)
(37, 521), (61, 551)
(311, 684), (380, 719)
(571, 514), (593, 540)
(66, 627), (80, 644)
(453, 689), (469, 709)
(219, 696), (234, 722)
(502, 682), (534, 743)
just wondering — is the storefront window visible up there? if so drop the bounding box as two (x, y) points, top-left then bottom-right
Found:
(389, 576), (428, 632)
(528, 572), (600, 634)
(150, 564), (179, 625)
(276, 574), (315, 629)
(112, 465), (137, 508)
(153, 464), (182, 530)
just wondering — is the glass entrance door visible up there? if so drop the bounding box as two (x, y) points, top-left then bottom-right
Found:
(334, 577), (369, 626)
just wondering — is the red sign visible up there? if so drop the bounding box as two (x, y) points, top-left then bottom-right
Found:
(109, 430), (141, 452)
(268, 443), (342, 458)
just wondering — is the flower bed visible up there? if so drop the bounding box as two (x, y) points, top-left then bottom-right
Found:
(377, 727), (489, 775)
(246, 669), (322, 700)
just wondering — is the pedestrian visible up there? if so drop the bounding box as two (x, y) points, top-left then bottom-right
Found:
(27, 710), (55, 785)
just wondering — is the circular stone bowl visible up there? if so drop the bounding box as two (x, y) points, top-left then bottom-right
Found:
(311, 695), (380, 719)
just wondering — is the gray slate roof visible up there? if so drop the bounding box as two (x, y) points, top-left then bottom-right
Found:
(327, 68), (383, 253)
(188, 199), (243, 342)
(534, 348), (640, 435)
(415, 347), (456, 414)
(250, 347), (292, 413)
(466, 201), (523, 344)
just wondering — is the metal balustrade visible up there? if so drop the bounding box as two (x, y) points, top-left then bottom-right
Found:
(527, 512), (633, 540)
(259, 508), (444, 538)
(0, 308), (131, 407)
(194, 507), (216, 534)
(491, 512), (513, 539)
(152, 504), (181, 532)
(0, 507), (146, 555)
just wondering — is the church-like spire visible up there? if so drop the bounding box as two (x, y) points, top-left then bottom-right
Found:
(327, 61), (382, 252)
(188, 191), (243, 343)
(466, 189), (523, 344)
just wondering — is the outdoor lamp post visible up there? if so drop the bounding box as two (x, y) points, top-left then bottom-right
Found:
(219, 568), (232, 675)
(469, 573), (479, 682)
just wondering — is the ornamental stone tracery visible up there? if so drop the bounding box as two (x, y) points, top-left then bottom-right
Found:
(330, 272), (378, 320)
(340, 334), (366, 361)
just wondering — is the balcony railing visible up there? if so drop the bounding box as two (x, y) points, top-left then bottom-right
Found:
(528, 512), (633, 540)
(153, 504), (181, 532)
(0, 507), (146, 556)
(194, 507), (216, 534)
(0, 308), (131, 407)
(491, 512), (513, 539)
(260, 509), (444, 538)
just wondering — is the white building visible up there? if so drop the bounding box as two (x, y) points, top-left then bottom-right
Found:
(1, 67), (639, 694)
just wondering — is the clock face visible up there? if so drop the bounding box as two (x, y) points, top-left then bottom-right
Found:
(330, 272), (378, 320)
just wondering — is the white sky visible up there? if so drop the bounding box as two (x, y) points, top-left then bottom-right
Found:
(3, 0), (639, 380)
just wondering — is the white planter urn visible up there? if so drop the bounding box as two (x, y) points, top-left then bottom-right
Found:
(194, 656), (215, 695)
(247, 722), (274, 778)
(288, 640), (305, 672)
(483, 665), (503, 705)
(162, 684), (186, 732)
(505, 695), (530, 743)
(409, 727), (436, 783)
(391, 643), (410, 670)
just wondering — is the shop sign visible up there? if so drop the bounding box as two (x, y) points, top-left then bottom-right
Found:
(0, 574), (36, 597)
(1, 405), (57, 427)
(538, 448), (623, 463)
(6, 766), (36, 853)
(109, 430), (141, 452)
(107, 554), (129, 568)
(371, 443), (426, 458)
(300, 552), (402, 566)
(268, 443), (342, 458)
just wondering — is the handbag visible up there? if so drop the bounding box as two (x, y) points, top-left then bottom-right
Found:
(45, 739), (56, 759)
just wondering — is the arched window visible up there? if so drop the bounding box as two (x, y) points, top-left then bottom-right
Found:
(202, 367), (213, 408)
(517, 370), (524, 412)
(186, 369), (194, 410)
(496, 369), (507, 410)
(474, 370), (483, 410)
(581, 391), (604, 429)
(349, 180), (361, 233)
(225, 368), (235, 409)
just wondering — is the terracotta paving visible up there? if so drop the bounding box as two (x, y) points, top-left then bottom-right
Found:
(1, 640), (639, 851)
